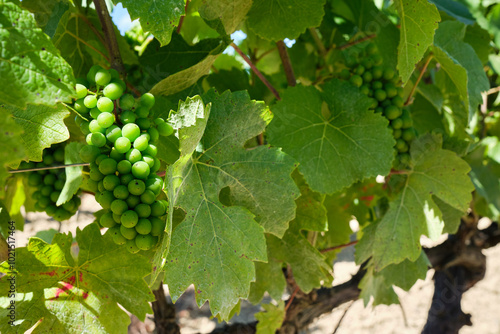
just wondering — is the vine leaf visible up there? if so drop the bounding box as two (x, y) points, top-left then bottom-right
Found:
(356, 134), (474, 271)
(199, 0), (253, 36)
(0, 223), (154, 333)
(0, 112), (25, 196)
(433, 20), (490, 121)
(113, 0), (184, 47)
(247, 0), (326, 41)
(255, 301), (286, 334)
(20, 0), (70, 38)
(0, 104), (70, 162)
(267, 80), (395, 194)
(394, 0), (440, 83)
(144, 35), (227, 96)
(0, 1), (75, 108)
(359, 264), (399, 306)
(56, 142), (84, 206)
(162, 90), (298, 320)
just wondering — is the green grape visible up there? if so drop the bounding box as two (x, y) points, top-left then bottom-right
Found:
(80, 145), (101, 163)
(140, 93), (155, 109)
(145, 177), (163, 196)
(372, 81), (383, 90)
(113, 213), (122, 223)
(393, 128), (402, 139)
(97, 97), (114, 113)
(397, 141), (409, 153)
(125, 238), (140, 253)
(87, 65), (103, 84)
(97, 180), (105, 192)
(400, 110), (413, 128)
(385, 83), (398, 98)
(103, 174), (121, 191)
(383, 68), (395, 80)
(121, 210), (139, 228)
(144, 144), (157, 157)
(372, 54), (383, 65)
(365, 43), (378, 55)
(36, 162), (47, 175)
(74, 99), (88, 114)
(113, 232), (127, 245)
(135, 218), (152, 235)
(107, 225), (121, 238)
(89, 168), (104, 181)
(126, 148), (142, 163)
(362, 58), (373, 69)
(113, 185), (129, 200)
(349, 75), (363, 88)
(34, 202), (43, 212)
(99, 191), (115, 209)
(135, 107), (149, 118)
(115, 137), (132, 154)
(89, 119), (106, 134)
(147, 128), (159, 143)
(110, 199), (128, 215)
(135, 234), (155, 250)
(38, 197), (50, 208)
(89, 132), (107, 147)
(120, 110), (137, 124)
(151, 158), (161, 173)
(46, 205), (57, 216)
(121, 173), (135, 185)
(142, 155), (154, 168)
(150, 200), (166, 217)
(54, 179), (65, 191)
(43, 174), (56, 185)
(106, 125), (122, 143)
(126, 195), (140, 208)
(54, 208), (71, 221)
(392, 96), (405, 108)
(132, 161), (150, 179)
(354, 65), (365, 75)
(140, 190), (156, 205)
(128, 179), (145, 196)
(399, 153), (411, 164)
(50, 191), (60, 203)
(395, 139), (407, 151)
(53, 148), (64, 162)
(28, 173), (43, 186)
(374, 89), (387, 102)
(150, 217), (165, 236)
(62, 198), (76, 212)
(122, 123), (141, 141)
(155, 118), (174, 136)
(384, 105), (402, 120)
(371, 66), (383, 79)
(84, 95), (98, 109)
(119, 94), (135, 110)
(135, 203), (151, 218)
(75, 83), (88, 99)
(120, 224), (137, 240)
(117, 160), (132, 174)
(86, 178), (98, 192)
(103, 82), (124, 100)
(111, 78), (126, 91)
(133, 135), (149, 151)
(100, 212), (116, 228)
(391, 118), (403, 129)
(95, 69), (111, 86)
(362, 71), (373, 83)
(97, 112), (115, 129)
(33, 191), (41, 200)
(360, 85), (370, 96)
(90, 107), (101, 119)
(95, 154), (108, 165)
(402, 128), (415, 141)
(99, 158), (117, 175)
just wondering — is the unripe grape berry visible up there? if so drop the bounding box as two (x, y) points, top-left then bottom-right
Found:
(100, 212), (116, 228)
(28, 173), (42, 186)
(115, 137), (132, 154)
(151, 158), (161, 173)
(97, 97), (114, 113)
(147, 128), (159, 143)
(120, 225), (137, 240)
(132, 161), (150, 179)
(121, 173), (135, 185)
(144, 144), (157, 157)
(125, 238), (140, 253)
(349, 75), (363, 87)
(120, 111), (137, 124)
(140, 190), (156, 205)
(135, 218), (152, 235)
(135, 203), (151, 218)
(106, 125), (122, 143)
(95, 69), (111, 86)
(95, 154), (107, 165)
(134, 135), (149, 151)
(113, 232), (127, 245)
(154, 118), (174, 136)
(126, 195), (140, 208)
(119, 94), (135, 110)
(103, 82), (124, 100)
(143, 155), (155, 168)
(121, 210), (139, 228)
(151, 200), (166, 217)
(393, 128), (402, 139)
(399, 153), (411, 164)
(128, 179), (146, 196)
(111, 199), (128, 215)
(113, 185), (129, 199)
(80, 145), (100, 163)
(140, 93), (155, 109)
(150, 217), (165, 236)
(97, 112), (115, 128)
(374, 89), (387, 102)
(111, 78), (126, 91)
(392, 96), (405, 108)
(84, 95), (98, 109)
(383, 68), (395, 80)
(89, 168), (104, 181)
(391, 118), (403, 129)
(89, 119), (106, 134)
(136, 107), (149, 118)
(135, 234), (155, 250)
(122, 123), (141, 141)
(49, 190), (60, 202)
(74, 99), (88, 114)
(103, 174), (120, 191)
(145, 177), (163, 196)
(402, 128), (415, 141)
(87, 65), (103, 84)
(117, 160), (132, 174)
(75, 83), (88, 99)
(384, 105), (401, 120)
(99, 191), (115, 209)
(99, 158), (117, 175)
(126, 148), (142, 163)
(136, 117), (151, 130)
(90, 107), (101, 119)
(372, 81), (383, 90)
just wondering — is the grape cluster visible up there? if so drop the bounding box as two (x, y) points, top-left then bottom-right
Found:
(74, 65), (172, 253)
(23, 145), (81, 221)
(340, 43), (416, 166)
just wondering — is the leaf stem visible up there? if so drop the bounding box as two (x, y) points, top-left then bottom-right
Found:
(93, 0), (125, 76)
(9, 163), (90, 173)
(405, 54), (433, 106)
(277, 40), (296, 87)
(285, 286), (300, 312)
(61, 102), (89, 121)
(319, 240), (358, 253)
(231, 42), (281, 100)
(338, 34), (376, 50)
(309, 27), (327, 58)
(176, 0), (190, 34)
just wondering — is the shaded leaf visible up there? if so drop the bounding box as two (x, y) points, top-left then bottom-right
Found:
(255, 301), (285, 334)
(56, 142), (84, 206)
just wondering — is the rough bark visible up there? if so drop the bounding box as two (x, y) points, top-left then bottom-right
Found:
(152, 284), (180, 334)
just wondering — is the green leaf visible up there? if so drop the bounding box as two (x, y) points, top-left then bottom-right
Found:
(20, 0), (70, 38)
(356, 134), (474, 270)
(292, 170), (327, 232)
(248, 259), (286, 303)
(161, 90), (298, 319)
(113, 0), (184, 47)
(246, 0), (326, 41)
(142, 35), (226, 95)
(0, 111), (25, 195)
(0, 223), (154, 333)
(255, 301), (286, 334)
(267, 80), (395, 194)
(381, 251), (430, 291)
(428, 0), (475, 25)
(56, 142), (83, 206)
(199, 0), (253, 35)
(1, 104), (70, 162)
(464, 24), (491, 65)
(394, 0), (440, 83)
(433, 20), (490, 119)
(0, 1), (75, 108)
(53, 8), (137, 78)
(4, 175), (25, 231)
(359, 264), (399, 306)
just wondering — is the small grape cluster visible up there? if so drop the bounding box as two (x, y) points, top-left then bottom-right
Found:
(340, 43), (416, 166)
(23, 144), (81, 221)
(74, 65), (173, 253)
